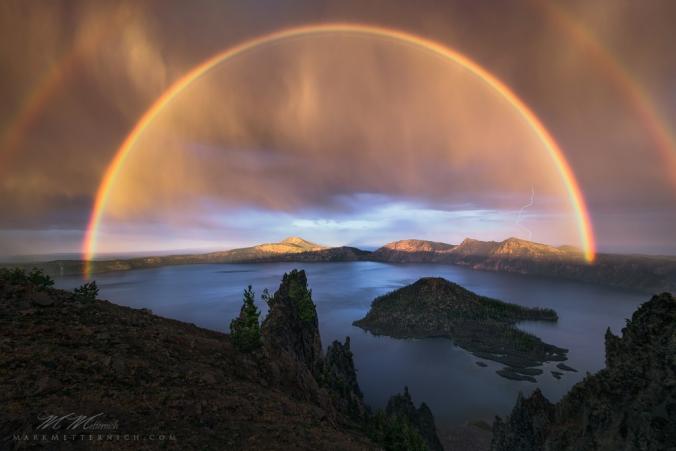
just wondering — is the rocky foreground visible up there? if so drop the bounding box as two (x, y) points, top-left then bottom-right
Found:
(492, 292), (676, 451)
(354, 277), (567, 380)
(0, 268), (441, 450)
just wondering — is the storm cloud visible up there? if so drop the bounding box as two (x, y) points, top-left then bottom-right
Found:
(1, 0), (675, 256)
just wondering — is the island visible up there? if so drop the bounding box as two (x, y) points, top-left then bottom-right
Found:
(353, 277), (568, 381)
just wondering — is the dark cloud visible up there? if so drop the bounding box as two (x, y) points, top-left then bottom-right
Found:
(0, 0), (674, 256)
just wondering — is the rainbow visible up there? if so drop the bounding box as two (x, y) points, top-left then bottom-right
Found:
(82, 23), (597, 276)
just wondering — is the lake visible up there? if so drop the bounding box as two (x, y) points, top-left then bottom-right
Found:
(55, 261), (646, 434)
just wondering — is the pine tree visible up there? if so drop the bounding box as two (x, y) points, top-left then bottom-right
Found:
(288, 275), (317, 323)
(229, 285), (261, 352)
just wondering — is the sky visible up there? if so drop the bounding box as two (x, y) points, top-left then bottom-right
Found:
(1, 0), (675, 258)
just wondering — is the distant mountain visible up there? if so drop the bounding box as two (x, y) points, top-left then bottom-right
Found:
(449, 237), (502, 257)
(175, 243), (369, 266)
(6, 236), (676, 293)
(14, 239), (367, 277)
(491, 292), (676, 450)
(255, 246), (372, 263)
(457, 237), (580, 259)
(200, 236), (326, 261)
(372, 237), (676, 293)
(372, 239), (456, 263)
(254, 236), (326, 254)
(354, 277), (567, 380)
(382, 239), (455, 253)
(375, 237), (580, 261)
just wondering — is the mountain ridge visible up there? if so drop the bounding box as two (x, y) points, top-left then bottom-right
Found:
(6, 236), (676, 293)
(371, 238), (676, 293)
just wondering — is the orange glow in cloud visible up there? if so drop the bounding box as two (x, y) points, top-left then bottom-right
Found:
(533, 0), (676, 188)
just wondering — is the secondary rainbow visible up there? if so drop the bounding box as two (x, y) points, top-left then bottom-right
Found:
(0, 17), (116, 177)
(533, 0), (676, 187)
(82, 23), (597, 276)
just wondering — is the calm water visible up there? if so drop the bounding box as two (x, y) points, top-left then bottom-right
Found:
(56, 262), (645, 432)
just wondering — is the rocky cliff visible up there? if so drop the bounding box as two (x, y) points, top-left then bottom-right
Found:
(371, 240), (455, 263)
(261, 269), (324, 378)
(261, 269), (442, 447)
(324, 337), (367, 421)
(491, 292), (676, 451)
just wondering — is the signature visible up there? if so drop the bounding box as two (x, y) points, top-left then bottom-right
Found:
(37, 413), (118, 431)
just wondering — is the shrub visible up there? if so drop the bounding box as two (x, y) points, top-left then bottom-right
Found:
(73, 281), (99, 302)
(0, 267), (54, 290)
(28, 268), (55, 290)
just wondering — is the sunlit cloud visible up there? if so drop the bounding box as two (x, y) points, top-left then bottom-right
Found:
(89, 191), (577, 254)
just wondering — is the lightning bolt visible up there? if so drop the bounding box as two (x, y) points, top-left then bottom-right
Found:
(515, 186), (535, 240)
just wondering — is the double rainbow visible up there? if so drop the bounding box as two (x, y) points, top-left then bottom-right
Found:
(82, 23), (597, 276)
